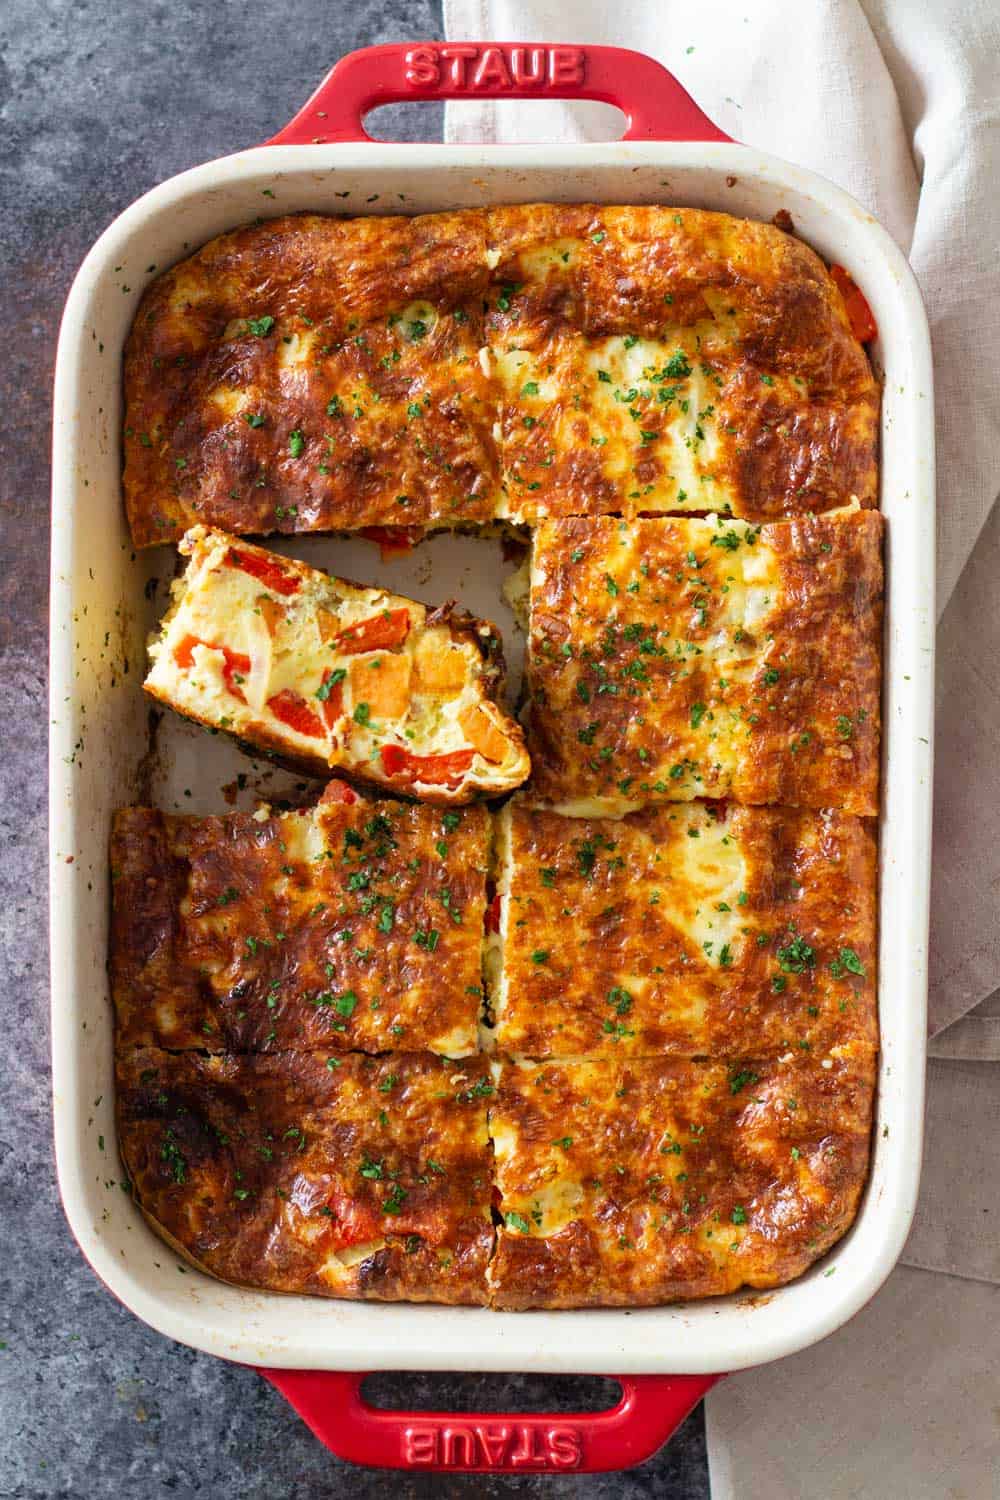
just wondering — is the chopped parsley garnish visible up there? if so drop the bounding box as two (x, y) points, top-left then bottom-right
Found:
(160, 1132), (187, 1184)
(243, 412), (265, 428)
(353, 703), (371, 726)
(315, 667), (346, 701)
(776, 933), (816, 974)
(505, 1211), (531, 1233)
(690, 701), (706, 729)
(829, 947), (866, 979)
(607, 986), (633, 1015)
(382, 1183), (407, 1214)
(247, 315), (274, 337)
(288, 429), (305, 458)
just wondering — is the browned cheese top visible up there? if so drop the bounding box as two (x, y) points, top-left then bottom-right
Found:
(117, 1048), (494, 1305)
(111, 798), (489, 1057)
(123, 211), (499, 545)
(525, 508), (883, 814)
(489, 1049), (874, 1309)
(487, 204), (878, 524)
(123, 205), (878, 545)
(495, 800), (877, 1059)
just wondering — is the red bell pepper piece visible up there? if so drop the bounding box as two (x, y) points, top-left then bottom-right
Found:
(227, 547), (302, 596)
(484, 893), (502, 934)
(379, 744), (474, 788)
(173, 634), (251, 702)
(316, 667), (346, 730)
(267, 689), (326, 739)
(334, 607), (411, 655)
(829, 265), (878, 343)
(358, 525), (426, 561)
(319, 779), (358, 806)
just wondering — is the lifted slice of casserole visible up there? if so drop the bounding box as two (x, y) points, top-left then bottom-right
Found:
(489, 1049), (874, 1309)
(491, 799), (877, 1059)
(118, 1048), (493, 1305)
(111, 792), (488, 1056)
(145, 527), (530, 803)
(525, 506), (882, 815)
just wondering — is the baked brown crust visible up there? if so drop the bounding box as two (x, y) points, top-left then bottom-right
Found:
(111, 798), (489, 1056)
(525, 508), (883, 814)
(117, 1048), (494, 1305)
(489, 1049), (874, 1309)
(123, 212), (500, 546)
(123, 205), (878, 545)
(495, 800), (877, 1059)
(487, 204), (879, 523)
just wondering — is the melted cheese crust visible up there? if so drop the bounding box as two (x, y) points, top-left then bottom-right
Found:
(123, 206), (878, 545)
(123, 212), (500, 546)
(526, 508), (882, 814)
(144, 526), (530, 803)
(494, 800), (877, 1059)
(488, 204), (878, 524)
(111, 799), (489, 1057)
(117, 1048), (493, 1305)
(489, 1049), (874, 1309)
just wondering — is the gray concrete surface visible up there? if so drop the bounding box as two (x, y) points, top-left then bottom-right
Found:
(0, 2), (711, 1493)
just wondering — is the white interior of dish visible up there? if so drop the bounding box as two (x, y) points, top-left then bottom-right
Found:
(50, 142), (933, 1375)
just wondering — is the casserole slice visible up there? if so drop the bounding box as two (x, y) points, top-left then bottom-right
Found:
(489, 1048), (874, 1309)
(111, 789), (489, 1057)
(490, 799), (877, 1059)
(123, 211), (500, 546)
(525, 506), (882, 815)
(486, 203), (879, 524)
(144, 526), (530, 803)
(117, 1048), (493, 1305)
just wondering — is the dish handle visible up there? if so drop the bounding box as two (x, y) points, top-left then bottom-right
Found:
(259, 1367), (722, 1473)
(266, 42), (732, 146)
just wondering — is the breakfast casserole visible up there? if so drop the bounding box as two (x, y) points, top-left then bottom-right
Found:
(115, 202), (881, 1309)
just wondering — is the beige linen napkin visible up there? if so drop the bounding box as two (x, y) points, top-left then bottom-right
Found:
(705, 1264), (1000, 1499)
(442, 0), (1000, 1491)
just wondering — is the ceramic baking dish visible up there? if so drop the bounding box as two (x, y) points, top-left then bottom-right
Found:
(50, 43), (934, 1473)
